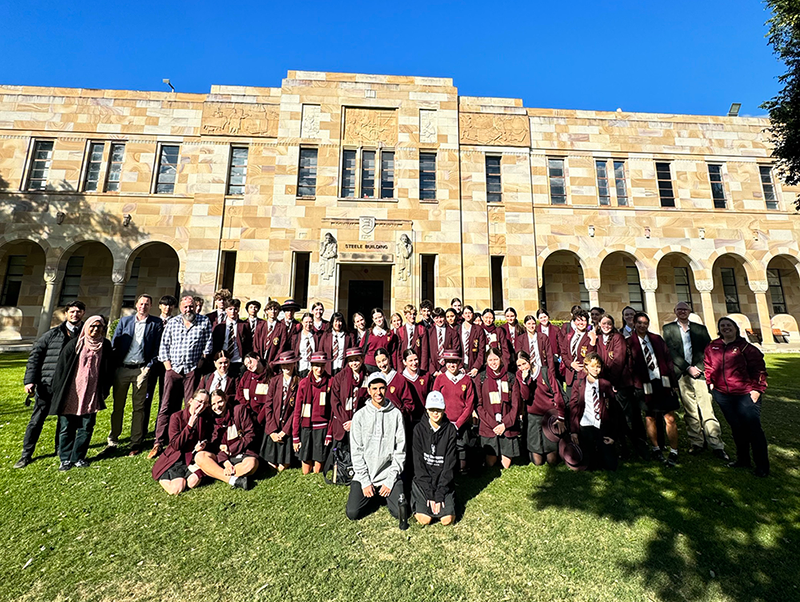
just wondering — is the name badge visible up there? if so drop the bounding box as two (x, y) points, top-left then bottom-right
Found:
(489, 391), (501, 405)
(319, 392), (326, 406)
(243, 389), (250, 401)
(227, 425), (239, 440)
(255, 383), (269, 396)
(643, 382), (653, 395)
(500, 381), (509, 394)
(662, 376), (671, 388)
(302, 404), (311, 418)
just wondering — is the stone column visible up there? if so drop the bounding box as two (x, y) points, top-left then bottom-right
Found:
(641, 279), (659, 329)
(584, 278), (601, 310)
(37, 266), (61, 337)
(695, 279), (716, 328)
(749, 280), (774, 350)
(109, 269), (126, 322)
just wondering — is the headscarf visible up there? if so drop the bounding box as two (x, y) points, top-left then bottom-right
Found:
(77, 315), (106, 353)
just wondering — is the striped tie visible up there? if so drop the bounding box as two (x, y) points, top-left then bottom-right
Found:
(593, 386), (601, 421)
(643, 341), (655, 372)
(227, 322), (236, 356)
(438, 328), (444, 357)
(332, 334), (339, 361)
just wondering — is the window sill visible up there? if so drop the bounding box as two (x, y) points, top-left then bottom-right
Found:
(296, 195), (316, 201)
(337, 197), (398, 203)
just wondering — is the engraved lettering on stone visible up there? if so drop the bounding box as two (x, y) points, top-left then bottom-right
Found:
(320, 233), (338, 281)
(301, 104), (320, 139)
(420, 109), (437, 144)
(460, 113), (530, 146)
(344, 108), (397, 146)
(396, 234), (413, 282)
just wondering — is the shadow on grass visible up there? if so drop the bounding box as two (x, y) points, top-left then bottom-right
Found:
(530, 357), (800, 602)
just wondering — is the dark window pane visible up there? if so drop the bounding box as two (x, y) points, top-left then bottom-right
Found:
(380, 151), (394, 199)
(298, 148), (318, 196)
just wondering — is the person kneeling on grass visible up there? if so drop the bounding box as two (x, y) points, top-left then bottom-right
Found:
(412, 391), (457, 526)
(195, 389), (259, 490)
(346, 372), (407, 522)
(152, 389), (212, 495)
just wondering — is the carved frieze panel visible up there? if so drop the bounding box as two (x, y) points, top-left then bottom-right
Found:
(202, 102), (278, 137)
(459, 113), (530, 146)
(343, 108), (397, 146)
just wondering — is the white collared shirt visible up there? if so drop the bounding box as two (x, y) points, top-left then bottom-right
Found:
(299, 333), (315, 371)
(332, 331), (346, 370)
(678, 321), (693, 366)
(580, 379), (602, 428)
(122, 315), (148, 365)
(638, 335), (661, 380)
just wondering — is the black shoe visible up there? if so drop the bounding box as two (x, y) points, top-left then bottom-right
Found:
(666, 452), (678, 467)
(754, 467), (770, 478)
(58, 461), (72, 471)
(727, 460), (751, 469)
(74, 460), (90, 468)
(712, 449), (730, 462)
(688, 445), (704, 456)
(651, 449), (666, 464)
(232, 476), (252, 490)
(13, 456), (32, 469)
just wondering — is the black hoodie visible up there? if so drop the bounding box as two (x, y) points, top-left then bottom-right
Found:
(412, 416), (458, 503)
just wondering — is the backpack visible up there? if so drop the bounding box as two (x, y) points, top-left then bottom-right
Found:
(323, 441), (354, 485)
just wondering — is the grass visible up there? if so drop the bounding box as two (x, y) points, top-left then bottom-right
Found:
(0, 353), (798, 602)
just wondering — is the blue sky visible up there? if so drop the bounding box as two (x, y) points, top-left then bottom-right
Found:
(0, 0), (780, 116)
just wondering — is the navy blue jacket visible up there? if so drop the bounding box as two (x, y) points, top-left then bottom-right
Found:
(111, 314), (164, 369)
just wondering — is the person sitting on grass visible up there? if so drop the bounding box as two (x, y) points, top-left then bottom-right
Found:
(346, 373), (407, 522)
(152, 389), (212, 495)
(412, 391), (457, 526)
(292, 352), (332, 475)
(195, 389), (259, 490)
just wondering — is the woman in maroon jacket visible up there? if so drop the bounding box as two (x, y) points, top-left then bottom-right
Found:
(330, 347), (368, 447)
(501, 307), (524, 364)
(374, 347), (415, 420)
(198, 351), (238, 407)
(401, 347), (431, 424)
(195, 389), (259, 489)
(152, 389), (212, 495)
(536, 309), (563, 381)
(478, 348), (520, 468)
(362, 308), (397, 373)
(560, 308), (595, 404)
(292, 352), (332, 474)
(704, 317), (769, 477)
(236, 352), (271, 424)
(260, 351), (300, 472)
(318, 312), (353, 376)
(480, 309), (511, 368)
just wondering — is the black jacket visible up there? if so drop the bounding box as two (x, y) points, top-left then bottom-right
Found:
(412, 416), (458, 503)
(24, 322), (82, 399)
(48, 338), (113, 416)
(662, 321), (712, 377)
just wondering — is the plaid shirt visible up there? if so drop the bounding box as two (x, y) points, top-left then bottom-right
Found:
(158, 313), (214, 373)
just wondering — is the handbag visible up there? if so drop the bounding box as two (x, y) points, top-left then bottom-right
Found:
(323, 440), (354, 485)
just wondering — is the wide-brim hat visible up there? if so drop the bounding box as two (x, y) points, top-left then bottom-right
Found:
(281, 298), (301, 312)
(441, 349), (462, 362)
(559, 437), (587, 471)
(542, 408), (566, 443)
(310, 351), (328, 364)
(271, 351), (299, 366)
(344, 347), (364, 359)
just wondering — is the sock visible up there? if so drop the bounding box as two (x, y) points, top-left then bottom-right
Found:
(228, 476), (237, 485)
(670, 448), (678, 455)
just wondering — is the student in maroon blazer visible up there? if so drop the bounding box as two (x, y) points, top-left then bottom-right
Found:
(211, 299), (250, 378)
(560, 308), (596, 403)
(152, 389), (212, 495)
(501, 307), (524, 366)
(477, 348), (520, 469)
(350, 312), (369, 348)
(198, 351), (238, 407)
(395, 305), (429, 373)
(514, 350), (563, 466)
(560, 305), (583, 340)
(195, 389), (259, 489)
(373, 348), (415, 420)
(330, 347), (368, 447)
(362, 308), (398, 372)
(318, 312), (353, 376)
(254, 300), (289, 365)
(311, 301), (329, 336)
(429, 307), (461, 377)
(401, 347), (431, 424)
(280, 298), (303, 349)
(242, 300), (264, 356)
(535, 309), (563, 371)
(205, 289), (231, 327)
(480, 308), (511, 368)
(567, 353), (618, 471)
(292, 313), (318, 378)
(236, 353), (272, 424)
(292, 352), (332, 475)
(433, 350), (478, 473)
(259, 351), (299, 472)
(455, 306), (486, 377)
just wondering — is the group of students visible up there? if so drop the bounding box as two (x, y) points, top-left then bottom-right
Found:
(16, 290), (771, 528)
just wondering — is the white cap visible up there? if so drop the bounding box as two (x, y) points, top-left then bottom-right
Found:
(425, 390), (446, 410)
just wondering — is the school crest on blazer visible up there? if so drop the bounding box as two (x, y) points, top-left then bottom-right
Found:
(272, 336), (279, 346)
(461, 384), (467, 392)
(390, 386), (396, 393)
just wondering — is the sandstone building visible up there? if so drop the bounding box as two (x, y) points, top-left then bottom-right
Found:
(0, 70), (798, 348)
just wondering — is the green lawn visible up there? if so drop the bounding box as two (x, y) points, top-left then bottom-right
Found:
(1, 353), (798, 602)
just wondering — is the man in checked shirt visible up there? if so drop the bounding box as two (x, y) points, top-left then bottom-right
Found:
(149, 295), (214, 459)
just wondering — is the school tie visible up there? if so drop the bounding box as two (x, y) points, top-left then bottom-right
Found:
(571, 333), (580, 359)
(267, 321), (274, 338)
(332, 334), (339, 361)
(250, 318), (256, 332)
(304, 336), (311, 360)
(227, 322), (236, 356)
(643, 340), (656, 372)
(407, 326), (413, 349)
(283, 379), (288, 399)
(438, 328), (444, 357)
(593, 385), (601, 421)
(529, 336), (536, 355)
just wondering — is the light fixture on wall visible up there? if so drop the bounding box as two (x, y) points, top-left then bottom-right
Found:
(56, 211), (66, 224)
(123, 214), (132, 227)
(644, 227), (651, 239)
(162, 78), (175, 93)
(728, 103), (742, 117)
(699, 228), (705, 240)
(588, 225), (595, 237)
(753, 230), (759, 241)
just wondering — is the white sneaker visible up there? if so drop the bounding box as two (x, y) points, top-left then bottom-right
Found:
(106, 438), (119, 447)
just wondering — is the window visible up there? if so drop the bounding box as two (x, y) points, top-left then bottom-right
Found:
(578, 273), (590, 310)
(341, 150), (356, 197)
(655, 162), (675, 207)
(486, 155), (502, 203)
(674, 267), (693, 311)
(155, 144), (180, 194)
(292, 252), (311, 308)
(227, 147), (248, 195)
(58, 256), (84, 306)
(490, 256), (504, 311)
(709, 164), (726, 209)
(614, 160), (628, 206)
(720, 267), (740, 313)
(84, 142), (105, 192)
(419, 152), (436, 201)
(760, 166), (778, 210)
(219, 251), (237, 293)
(595, 160), (610, 206)
(0, 255), (26, 306)
(361, 150), (376, 198)
(548, 158), (566, 205)
(421, 254), (436, 305)
(767, 268), (787, 314)
(626, 266), (645, 311)
(380, 151), (394, 199)
(338, 149), (394, 199)
(122, 257), (141, 308)
(26, 140), (54, 191)
(105, 143), (125, 192)
(298, 148), (318, 197)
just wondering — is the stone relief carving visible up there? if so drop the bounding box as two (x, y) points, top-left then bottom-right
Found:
(420, 109), (437, 144)
(583, 278), (601, 292)
(640, 279), (658, 293)
(202, 102), (278, 136)
(112, 269), (126, 284)
(319, 232), (338, 280)
(43, 265), (59, 284)
(748, 280), (769, 293)
(396, 234), (413, 282)
(343, 108), (397, 146)
(694, 279), (714, 292)
(359, 216), (376, 241)
(301, 104), (320, 138)
(460, 113), (530, 146)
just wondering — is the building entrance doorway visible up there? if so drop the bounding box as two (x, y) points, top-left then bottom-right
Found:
(338, 264), (392, 324)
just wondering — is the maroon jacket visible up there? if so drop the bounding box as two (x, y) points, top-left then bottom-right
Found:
(456, 323), (486, 373)
(433, 371), (477, 430)
(477, 367), (519, 439)
(329, 366), (367, 442)
(536, 323), (562, 360)
(206, 309), (225, 328)
(481, 323), (511, 367)
(236, 368), (271, 420)
(208, 404), (258, 461)
(514, 332), (563, 416)
(560, 329), (595, 386)
(260, 373), (299, 436)
(198, 371), (238, 407)
(311, 319), (329, 337)
(595, 331), (628, 387)
(255, 319), (289, 365)
(567, 376), (615, 436)
(283, 319), (303, 351)
(627, 332), (676, 389)
(501, 322), (522, 358)
(211, 319), (250, 363)
(704, 337), (767, 395)
(318, 330), (355, 375)
(362, 329), (397, 368)
(402, 369), (431, 423)
(292, 373), (332, 442)
(381, 370), (415, 420)
(152, 407), (211, 480)
(395, 323), (429, 374)
(427, 324), (461, 375)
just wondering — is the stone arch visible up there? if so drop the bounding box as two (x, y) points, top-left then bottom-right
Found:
(0, 238), (48, 338)
(765, 253), (800, 338)
(537, 245), (591, 280)
(597, 247), (655, 284)
(705, 247), (761, 283)
(540, 249), (591, 320)
(710, 252), (759, 332)
(120, 240), (182, 314)
(51, 240), (115, 322)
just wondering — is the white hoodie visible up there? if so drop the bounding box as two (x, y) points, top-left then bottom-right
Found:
(350, 399), (406, 488)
